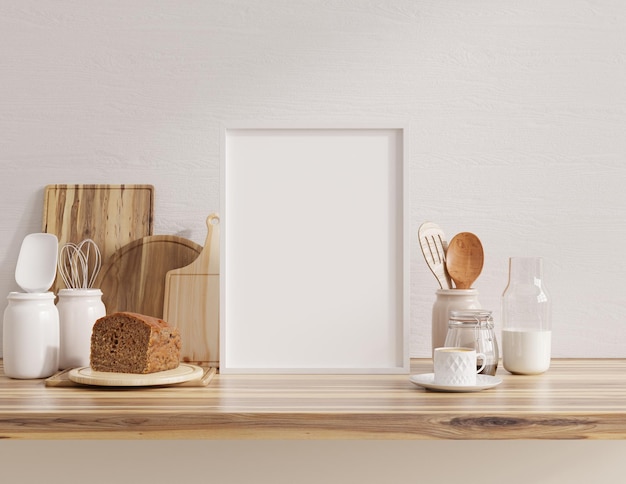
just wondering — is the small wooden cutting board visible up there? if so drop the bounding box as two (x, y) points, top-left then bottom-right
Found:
(42, 184), (154, 294)
(94, 235), (202, 319)
(163, 214), (220, 365)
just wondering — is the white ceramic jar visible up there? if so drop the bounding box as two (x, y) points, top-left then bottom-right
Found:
(3, 292), (60, 379)
(431, 289), (481, 357)
(57, 288), (106, 369)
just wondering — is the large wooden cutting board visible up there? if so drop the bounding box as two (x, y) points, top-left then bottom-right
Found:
(163, 214), (220, 365)
(94, 235), (202, 319)
(42, 184), (154, 293)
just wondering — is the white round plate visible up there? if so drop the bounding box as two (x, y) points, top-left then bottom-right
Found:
(409, 373), (502, 393)
(68, 363), (203, 387)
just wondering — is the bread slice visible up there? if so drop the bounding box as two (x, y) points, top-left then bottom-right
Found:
(90, 312), (181, 374)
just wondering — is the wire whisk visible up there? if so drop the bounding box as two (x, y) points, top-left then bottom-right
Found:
(58, 239), (102, 289)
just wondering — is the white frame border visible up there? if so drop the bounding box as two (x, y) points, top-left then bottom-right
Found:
(219, 123), (410, 374)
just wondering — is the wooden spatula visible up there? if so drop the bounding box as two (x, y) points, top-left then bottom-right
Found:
(163, 214), (220, 365)
(418, 222), (452, 289)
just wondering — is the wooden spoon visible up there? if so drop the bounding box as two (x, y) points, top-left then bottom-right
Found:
(445, 232), (484, 289)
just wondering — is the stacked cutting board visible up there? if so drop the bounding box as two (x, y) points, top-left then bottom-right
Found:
(42, 184), (219, 366)
(163, 214), (220, 367)
(43, 184), (155, 295)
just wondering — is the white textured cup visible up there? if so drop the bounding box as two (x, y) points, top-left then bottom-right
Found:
(433, 347), (486, 386)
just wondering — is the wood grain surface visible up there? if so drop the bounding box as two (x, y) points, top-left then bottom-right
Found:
(163, 214), (220, 365)
(93, 235), (202, 318)
(1, 359), (625, 440)
(42, 184), (154, 294)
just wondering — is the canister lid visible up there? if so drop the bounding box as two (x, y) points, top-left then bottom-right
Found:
(449, 309), (493, 325)
(450, 309), (492, 318)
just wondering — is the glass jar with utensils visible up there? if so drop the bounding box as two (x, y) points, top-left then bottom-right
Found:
(444, 309), (499, 376)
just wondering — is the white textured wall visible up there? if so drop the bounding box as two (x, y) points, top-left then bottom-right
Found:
(2, 0), (625, 359)
(3, 2), (626, 480)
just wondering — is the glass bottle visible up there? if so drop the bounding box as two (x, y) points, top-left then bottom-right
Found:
(3, 292), (59, 379)
(431, 289), (480, 357)
(57, 288), (106, 369)
(444, 309), (499, 376)
(501, 257), (551, 374)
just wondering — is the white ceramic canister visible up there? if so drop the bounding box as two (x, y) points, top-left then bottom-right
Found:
(56, 288), (106, 369)
(431, 289), (481, 357)
(3, 292), (60, 379)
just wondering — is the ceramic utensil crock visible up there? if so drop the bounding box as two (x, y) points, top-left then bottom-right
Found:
(57, 288), (106, 369)
(3, 233), (60, 379)
(432, 288), (481, 356)
(3, 292), (59, 378)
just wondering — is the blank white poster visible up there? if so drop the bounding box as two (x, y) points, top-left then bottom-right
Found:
(220, 127), (408, 373)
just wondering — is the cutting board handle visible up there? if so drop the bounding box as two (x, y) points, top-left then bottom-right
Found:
(178, 213), (219, 275)
(204, 213), (220, 275)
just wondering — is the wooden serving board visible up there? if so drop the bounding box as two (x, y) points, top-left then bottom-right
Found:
(163, 214), (220, 365)
(94, 235), (202, 318)
(68, 364), (204, 387)
(42, 184), (154, 293)
(45, 365), (216, 388)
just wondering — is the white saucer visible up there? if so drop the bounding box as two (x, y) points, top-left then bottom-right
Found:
(409, 373), (502, 393)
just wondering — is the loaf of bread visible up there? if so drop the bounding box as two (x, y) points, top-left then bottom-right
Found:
(90, 312), (181, 374)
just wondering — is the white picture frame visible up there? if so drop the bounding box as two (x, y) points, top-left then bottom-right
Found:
(220, 125), (409, 373)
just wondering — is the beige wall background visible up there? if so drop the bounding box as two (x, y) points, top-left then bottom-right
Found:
(1, 1), (625, 480)
(2, 1), (626, 359)
(2, 0), (625, 359)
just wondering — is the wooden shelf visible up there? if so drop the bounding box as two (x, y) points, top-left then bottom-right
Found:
(1, 359), (625, 440)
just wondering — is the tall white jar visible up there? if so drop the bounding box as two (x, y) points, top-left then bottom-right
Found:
(431, 289), (481, 356)
(3, 292), (60, 379)
(57, 288), (106, 369)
